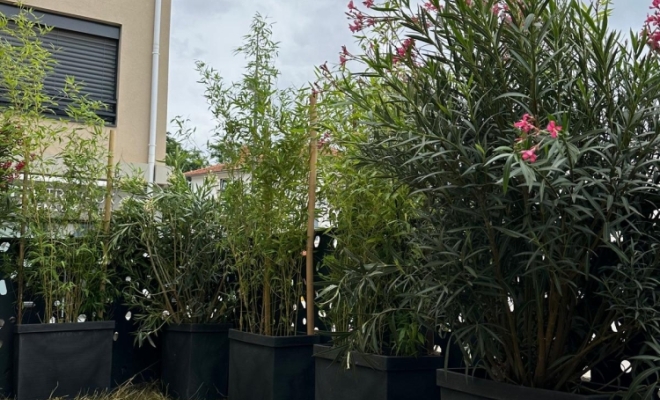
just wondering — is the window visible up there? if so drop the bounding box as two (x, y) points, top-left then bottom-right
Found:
(0, 4), (119, 124)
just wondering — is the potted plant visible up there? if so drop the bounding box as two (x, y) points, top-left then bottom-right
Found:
(0, 8), (117, 400)
(197, 14), (319, 400)
(110, 168), (235, 400)
(341, 0), (660, 398)
(309, 80), (454, 400)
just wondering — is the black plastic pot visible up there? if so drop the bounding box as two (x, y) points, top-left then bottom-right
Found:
(110, 302), (161, 387)
(314, 344), (444, 400)
(436, 370), (610, 400)
(13, 321), (115, 400)
(161, 323), (232, 400)
(228, 329), (320, 400)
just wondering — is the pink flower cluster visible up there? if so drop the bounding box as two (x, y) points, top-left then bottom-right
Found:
(513, 113), (534, 133)
(423, 2), (439, 12)
(393, 38), (415, 63)
(521, 149), (537, 163)
(644, 0), (660, 50)
(347, 0), (375, 33)
(547, 121), (561, 139)
(0, 159), (26, 183)
(513, 114), (563, 163)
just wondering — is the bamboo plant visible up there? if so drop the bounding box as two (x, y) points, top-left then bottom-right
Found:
(0, 5), (114, 324)
(314, 81), (430, 357)
(198, 14), (312, 337)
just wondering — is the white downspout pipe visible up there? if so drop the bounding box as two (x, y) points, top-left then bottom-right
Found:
(147, 0), (162, 184)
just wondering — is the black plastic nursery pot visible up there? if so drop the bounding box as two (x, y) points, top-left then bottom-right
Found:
(13, 321), (115, 400)
(228, 329), (320, 400)
(161, 323), (232, 400)
(110, 303), (161, 387)
(314, 344), (445, 400)
(436, 370), (611, 400)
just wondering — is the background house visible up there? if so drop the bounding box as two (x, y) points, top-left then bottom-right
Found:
(185, 163), (250, 198)
(0, 0), (172, 184)
(185, 163), (331, 228)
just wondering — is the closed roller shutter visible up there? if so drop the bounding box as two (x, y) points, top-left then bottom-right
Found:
(0, 4), (120, 124)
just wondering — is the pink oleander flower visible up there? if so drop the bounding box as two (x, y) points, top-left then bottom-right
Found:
(514, 114), (535, 133)
(423, 2), (438, 11)
(348, 0), (357, 10)
(363, 0), (374, 8)
(645, 0), (660, 50)
(340, 45), (351, 66)
(547, 120), (562, 138)
(393, 38), (414, 63)
(399, 38), (414, 55)
(647, 13), (660, 26)
(349, 20), (363, 32)
(521, 148), (538, 163)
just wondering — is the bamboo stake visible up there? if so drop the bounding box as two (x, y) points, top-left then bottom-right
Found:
(17, 146), (29, 325)
(98, 129), (115, 320)
(305, 92), (318, 336)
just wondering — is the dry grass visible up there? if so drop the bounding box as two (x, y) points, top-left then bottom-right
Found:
(66, 383), (169, 400)
(2, 382), (171, 400)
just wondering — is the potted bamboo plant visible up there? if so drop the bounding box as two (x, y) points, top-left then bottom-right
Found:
(110, 169), (235, 400)
(342, 0), (660, 398)
(0, 7), (116, 400)
(311, 82), (454, 400)
(197, 14), (319, 400)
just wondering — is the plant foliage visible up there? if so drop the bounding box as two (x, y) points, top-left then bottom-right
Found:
(339, 0), (660, 395)
(110, 172), (235, 345)
(315, 83), (429, 357)
(0, 6), (114, 324)
(198, 14), (311, 336)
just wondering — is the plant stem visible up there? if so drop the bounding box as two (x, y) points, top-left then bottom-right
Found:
(305, 91), (318, 336)
(16, 145), (30, 325)
(99, 129), (115, 320)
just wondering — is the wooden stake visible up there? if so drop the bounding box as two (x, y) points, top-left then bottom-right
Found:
(98, 129), (115, 319)
(16, 147), (29, 325)
(305, 92), (318, 336)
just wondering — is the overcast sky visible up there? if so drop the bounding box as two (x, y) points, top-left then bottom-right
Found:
(166, 0), (651, 160)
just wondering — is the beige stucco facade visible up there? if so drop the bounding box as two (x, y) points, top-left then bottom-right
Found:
(1, 0), (172, 183)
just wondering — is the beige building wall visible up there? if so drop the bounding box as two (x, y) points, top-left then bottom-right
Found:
(1, 0), (172, 183)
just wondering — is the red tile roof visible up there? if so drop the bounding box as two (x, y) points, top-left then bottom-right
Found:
(184, 164), (225, 177)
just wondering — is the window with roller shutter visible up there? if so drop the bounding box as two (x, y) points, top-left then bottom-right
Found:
(0, 3), (119, 124)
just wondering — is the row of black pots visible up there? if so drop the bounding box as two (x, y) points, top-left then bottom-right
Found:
(8, 322), (318, 400)
(10, 322), (232, 400)
(10, 322), (613, 400)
